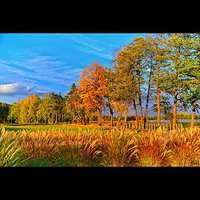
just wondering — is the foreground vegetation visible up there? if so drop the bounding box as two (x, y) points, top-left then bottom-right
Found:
(0, 126), (199, 167)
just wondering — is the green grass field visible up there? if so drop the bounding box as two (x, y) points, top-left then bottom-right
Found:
(0, 124), (109, 133)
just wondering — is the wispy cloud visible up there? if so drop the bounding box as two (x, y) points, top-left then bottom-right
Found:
(72, 37), (102, 51)
(78, 48), (112, 60)
(66, 34), (114, 61)
(0, 55), (82, 95)
(0, 33), (142, 103)
(21, 55), (82, 86)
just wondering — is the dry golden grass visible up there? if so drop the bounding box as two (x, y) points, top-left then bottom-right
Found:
(99, 130), (138, 166)
(165, 128), (200, 166)
(134, 131), (172, 166)
(0, 126), (199, 166)
(0, 128), (28, 166)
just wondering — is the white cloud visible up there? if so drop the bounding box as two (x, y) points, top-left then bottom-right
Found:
(0, 83), (19, 94)
(0, 83), (35, 95)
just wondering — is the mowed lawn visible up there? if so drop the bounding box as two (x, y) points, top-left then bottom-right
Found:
(0, 123), (109, 132)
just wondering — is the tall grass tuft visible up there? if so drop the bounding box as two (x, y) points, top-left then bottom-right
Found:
(0, 128), (28, 166)
(166, 128), (200, 166)
(99, 130), (138, 166)
(135, 132), (172, 166)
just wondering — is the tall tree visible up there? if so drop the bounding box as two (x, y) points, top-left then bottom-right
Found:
(112, 38), (146, 124)
(48, 93), (64, 124)
(37, 94), (51, 124)
(65, 83), (86, 124)
(161, 34), (195, 129)
(78, 62), (108, 126)
(107, 67), (133, 127)
(178, 33), (200, 127)
(129, 38), (147, 124)
(149, 34), (171, 126)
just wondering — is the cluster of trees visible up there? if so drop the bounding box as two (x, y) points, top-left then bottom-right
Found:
(66, 33), (200, 129)
(1, 33), (199, 129)
(7, 93), (66, 124)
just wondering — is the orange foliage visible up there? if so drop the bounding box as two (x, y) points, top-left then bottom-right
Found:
(78, 62), (108, 113)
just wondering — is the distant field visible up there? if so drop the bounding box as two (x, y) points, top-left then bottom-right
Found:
(1, 121), (200, 133)
(0, 123), (110, 132)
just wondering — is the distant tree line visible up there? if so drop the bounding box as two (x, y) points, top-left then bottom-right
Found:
(0, 33), (199, 129)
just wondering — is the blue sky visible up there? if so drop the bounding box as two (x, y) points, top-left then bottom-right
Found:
(0, 33), (146, 104)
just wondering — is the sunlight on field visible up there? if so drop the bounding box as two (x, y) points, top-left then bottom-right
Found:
(0, 123), (107, 132)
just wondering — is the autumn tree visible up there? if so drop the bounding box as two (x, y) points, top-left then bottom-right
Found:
(65, 83), (86, 124)
(146, 34), (171, 126)
(107, 61), (134, 126)
(128, 38), (147, 124)
(141, 35), (157, 127)
(37, 94), (51, 124)
(112, 38), (147, 125)
(15, 94), (40, 124)
(78, 62), (108, 126)
(27, 94), (40, 123)
(112, 47), (136, 114)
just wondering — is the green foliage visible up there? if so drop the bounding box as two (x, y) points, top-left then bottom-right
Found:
(0, 102), (10, 123)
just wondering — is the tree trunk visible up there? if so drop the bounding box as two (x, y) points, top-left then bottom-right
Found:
(172, 45), (181, 130)
(191, 97), (197, 128)
(133, 99), (137, 120)
(87, 117), (90, 125)
(83, 116), (86, 125)
(133, 99), (138, 129)
(157, 89), (161, 126)
(97, 109), (102, 126)
(156, 62), (161, 126)
(83, 115), (87, 125)
(55, 113), (58, 124)
(108, 102), (114, 127)
(124, 114), (127, 123)
(144, 63), (153, 128)
(137, 61), (143, 124)
(138, 94), (143, 124)
(61, 114), (63, 123)
(117, 111), (122, 127)
(110, 115), (113, 127)
(173, 91), (178, 130)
